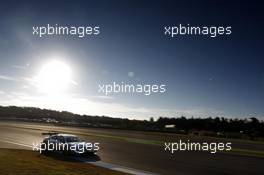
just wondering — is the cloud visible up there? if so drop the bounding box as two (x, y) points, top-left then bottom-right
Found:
(93, 95), (114, 100)
(12, 65), (26, 69)
(70, 80), (78, 86)
(0, 73), (229, 120)
(11, 63), (30, 70)
(0, 89), (228, 120)
(0, 92), (150, 119)
(0, 75), (18, 81)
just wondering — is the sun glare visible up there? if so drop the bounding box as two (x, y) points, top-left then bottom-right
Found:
(35, 60), (72, 94)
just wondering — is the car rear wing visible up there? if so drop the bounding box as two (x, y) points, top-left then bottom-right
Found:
(41, 131), (59, 136)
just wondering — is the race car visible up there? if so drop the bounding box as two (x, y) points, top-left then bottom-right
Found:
(40, 132), (99, 155)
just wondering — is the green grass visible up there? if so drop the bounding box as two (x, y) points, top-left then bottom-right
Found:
(0, 148), (129, 175)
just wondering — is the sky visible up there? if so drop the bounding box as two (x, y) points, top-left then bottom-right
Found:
(0, 0), (263, 120)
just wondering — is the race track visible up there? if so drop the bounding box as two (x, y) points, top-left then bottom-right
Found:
(0, 121), (263, 175)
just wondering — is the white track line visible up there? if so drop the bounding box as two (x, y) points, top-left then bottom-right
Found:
(0, 139), (32, 148)
(91, 161), (159, 175)
(77, 158), (159, 175)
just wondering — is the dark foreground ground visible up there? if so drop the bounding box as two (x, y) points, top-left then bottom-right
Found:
(0, 148), (128, 175)
(0, 121), (263, 175)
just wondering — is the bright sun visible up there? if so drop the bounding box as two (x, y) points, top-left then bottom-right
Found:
(35, 60), (72, 94)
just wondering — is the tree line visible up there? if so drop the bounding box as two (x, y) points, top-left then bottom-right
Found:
(0, 106), (263, 139)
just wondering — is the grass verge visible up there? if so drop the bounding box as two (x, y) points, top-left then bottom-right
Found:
(0, 148), (129, 175)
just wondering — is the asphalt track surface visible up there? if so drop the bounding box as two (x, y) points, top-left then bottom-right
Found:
(0, 121), (263, 175)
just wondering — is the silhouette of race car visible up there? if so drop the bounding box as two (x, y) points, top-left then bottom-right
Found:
(40, 132), (99, 155)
